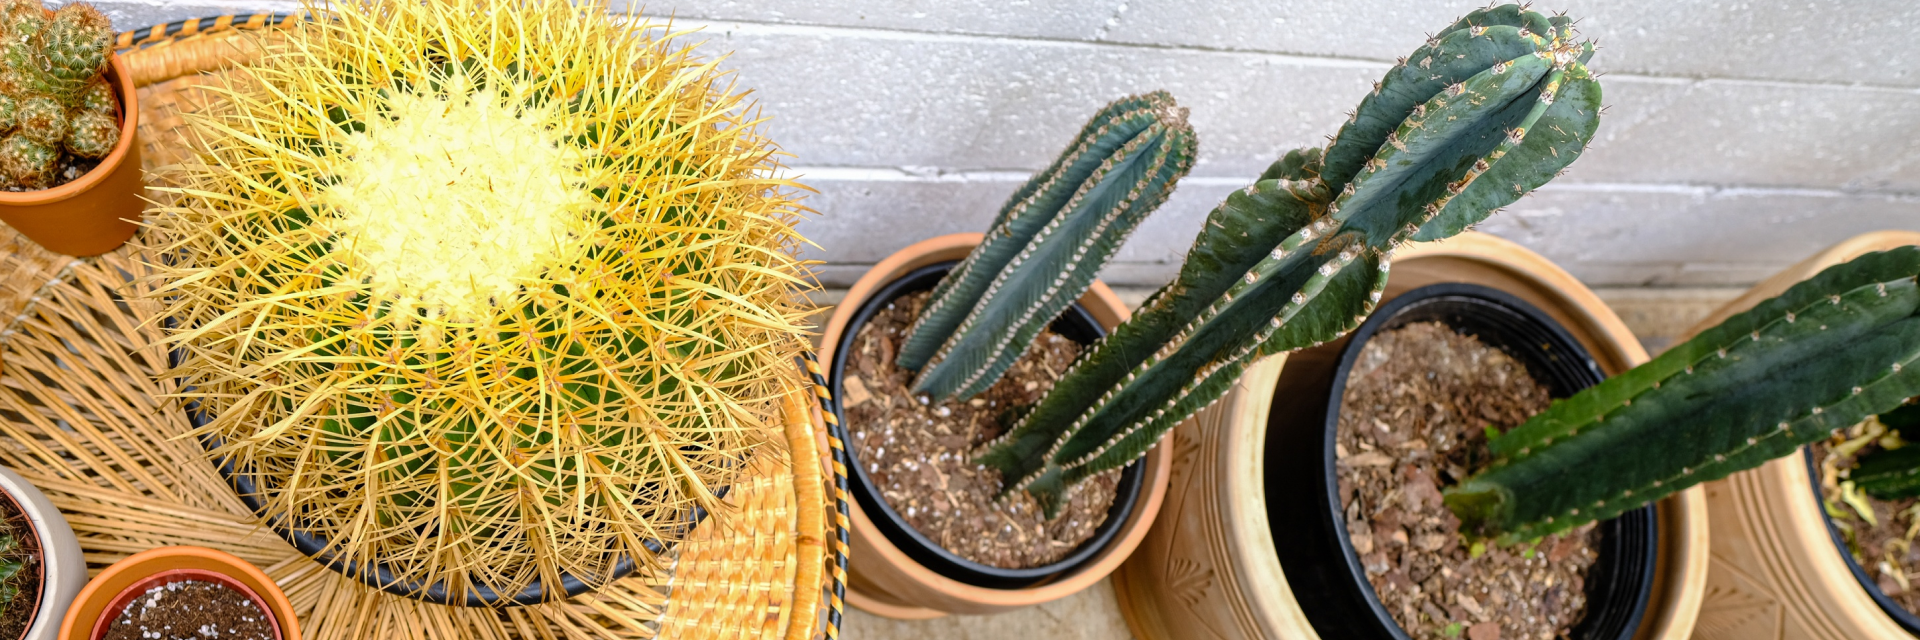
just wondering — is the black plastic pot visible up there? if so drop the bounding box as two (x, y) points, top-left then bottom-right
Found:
(181, 366), (713, 607)
(1806, 447), (1920, 634)
(826, 261), (1146, 589)
(1264, 283), (1659, 640)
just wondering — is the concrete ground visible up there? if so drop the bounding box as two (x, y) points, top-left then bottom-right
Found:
(818, 286), (1738, 638)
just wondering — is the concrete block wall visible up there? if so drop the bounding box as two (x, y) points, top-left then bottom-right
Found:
(88, 1), (1920, 291)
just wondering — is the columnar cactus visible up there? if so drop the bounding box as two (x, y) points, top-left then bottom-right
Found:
(897, 91), (1196, 401)
(0, 0), (117, 189)
(1445, 247), (1920, 543)
(980, 4), (1602, 514)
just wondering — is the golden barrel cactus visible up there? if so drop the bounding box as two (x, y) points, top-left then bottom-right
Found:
(149, 0), (814, 603)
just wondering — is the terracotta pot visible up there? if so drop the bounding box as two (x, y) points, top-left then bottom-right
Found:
(0, 466), (85, 640)
(1687, 229), (1920, 640)
(0, 53), (145, 257)
(1112, 232), (1710, 640)
(59, 546), (297, 640)
(816, 233), (1172, 618)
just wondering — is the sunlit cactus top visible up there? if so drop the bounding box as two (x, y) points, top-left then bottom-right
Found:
(149, 0), (815, 601)
(0, 0), (119, 189)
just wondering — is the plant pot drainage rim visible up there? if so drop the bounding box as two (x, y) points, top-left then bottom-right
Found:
(176, 352), (723, 607)
(89, 568), (282, 640)
(827, 261), (1146, 590)
(1804, 446), (1920, 634)
(1265, 282), (1659, 640)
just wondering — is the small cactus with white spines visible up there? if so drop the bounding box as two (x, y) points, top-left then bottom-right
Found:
(979, 4), (1603, 515)
(1445, 247), (1920, 543)
(897, 91), (1196, 401)
(0, 0), (117, 189)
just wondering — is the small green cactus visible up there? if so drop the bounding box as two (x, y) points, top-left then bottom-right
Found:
(979, 4), (1602, 514)
(1445, 247), (1920, 543)
(896, 91), (1197, 401)
(0, 0), (116, 190)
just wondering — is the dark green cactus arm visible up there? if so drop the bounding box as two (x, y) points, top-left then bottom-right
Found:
(1318, 21), (1546, 190)
(1048, 247), (1391, 489)
(973, 169), (1325, 490)
(1415, 66), (1599, 240)
(909, 99), (1197, 400)
(1328, 54), (1555, 240)
(1446, 247), (1920, 543)
(895, 92), (1186, 372)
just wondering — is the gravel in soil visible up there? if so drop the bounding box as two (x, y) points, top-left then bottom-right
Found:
(1813, 414), (1920, 615)
(102, 579), (276, 640)
(843, 290), (1121, 569)
(1337, 321), (1599, 640)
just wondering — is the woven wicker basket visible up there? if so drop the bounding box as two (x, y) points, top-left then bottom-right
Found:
(0, 15), (848, 640)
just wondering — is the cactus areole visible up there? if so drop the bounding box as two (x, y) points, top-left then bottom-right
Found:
(150, 0), (815, 605)
(978, 4), (1603, 515)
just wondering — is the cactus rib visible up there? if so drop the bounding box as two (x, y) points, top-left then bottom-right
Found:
(1447, 247), (1920, 542)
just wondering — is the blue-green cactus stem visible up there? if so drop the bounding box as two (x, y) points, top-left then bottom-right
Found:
(1446, 247), (1920, 543)
(901, 92), (1196, 401)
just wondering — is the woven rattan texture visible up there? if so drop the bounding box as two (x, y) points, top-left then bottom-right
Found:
(0, 17), (839, 640)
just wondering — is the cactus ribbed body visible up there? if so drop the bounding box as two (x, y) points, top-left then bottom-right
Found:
(981, 4), (1602, 514)
(0, 0), (115, 189)
(898, 92), (1196, 401)
(1446, 247), (1920, 542)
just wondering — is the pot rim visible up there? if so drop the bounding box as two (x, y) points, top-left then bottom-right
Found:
(0, 52), (138, 207)
(88, 567), (281, 640)
(826, 260), (1146, 588)
(61, 546), (297, 640)
(825, 233), (1170, 615)
(1279, 282), (1659, 640)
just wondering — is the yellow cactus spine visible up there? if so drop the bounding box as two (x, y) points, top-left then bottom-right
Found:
(148, 0), (815, 603)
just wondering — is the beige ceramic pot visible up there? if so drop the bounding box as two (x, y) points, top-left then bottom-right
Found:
(0, 53), (143, 257)
(1111, 232), (1710, 640)
(1687, 229), (1920, 640)
(817, 232), (1172, 618)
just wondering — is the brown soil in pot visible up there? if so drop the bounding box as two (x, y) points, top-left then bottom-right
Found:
(843, 290), (1121, 569)
(1814, 420), (1920, 616)
(102, 580), (276, 640)
(1337, 321), (1599, 640)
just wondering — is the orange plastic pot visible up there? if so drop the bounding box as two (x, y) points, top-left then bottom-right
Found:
(59, 547), (298, 640)
(0, 52), (144, 257)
